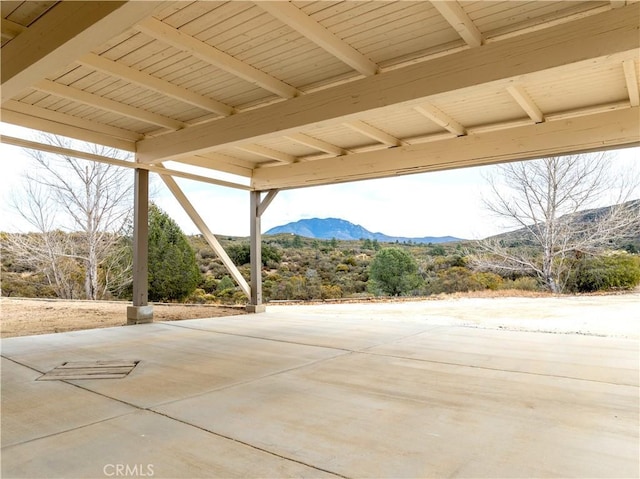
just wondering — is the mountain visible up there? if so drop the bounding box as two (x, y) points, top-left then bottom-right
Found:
(488, 199), (640, 249)
(265, 218), (462, 244)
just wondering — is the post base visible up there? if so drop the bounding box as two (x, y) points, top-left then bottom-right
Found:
(246, 304), (266, 313)
(127, 305), (154, 324)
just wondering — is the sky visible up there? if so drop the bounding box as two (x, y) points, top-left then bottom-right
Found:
(1, 122), (638, 240)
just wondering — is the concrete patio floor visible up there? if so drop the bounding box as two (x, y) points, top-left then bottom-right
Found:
(1, 296), (639, 478)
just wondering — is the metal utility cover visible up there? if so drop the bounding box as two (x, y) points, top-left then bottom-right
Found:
(37, 360), (139, 381)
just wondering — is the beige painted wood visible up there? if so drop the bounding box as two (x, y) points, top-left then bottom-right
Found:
(622, 60), (639, 106)
(0, 135), (250, 191)
(35, 79), (185, 131)
(78, 53), (235, 117)
(1, 17), (25, 42)
(136, 17), (300, 99)
(510, 61), (628, 115)
(1, 1), (165, 104)
(158, 172), (251, 298)
(257, 189), (279, 216)
(176, 154), (254, 178)
(131, 167), (150, 312)
(3, 100), (142, 141)
(251, 107), (639, 190)
(0, 104), (138, 151)
(285, 133), (346, 156)
(431, 1), (483, 47)
(136, 4), (639, 163)
(257, 2), (378, 77)
(344, 120), (402, 146)
(507, 85), (545, 123)
(414, 103), (466, 136)
(236, 144), (296, 164)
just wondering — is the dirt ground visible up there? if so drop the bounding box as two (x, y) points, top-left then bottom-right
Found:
(0, 298), (246, 338)
(1, 290), (637, 339)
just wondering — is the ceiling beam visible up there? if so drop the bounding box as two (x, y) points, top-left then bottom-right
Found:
(1, 18), (26, 42)
(414, 103), (466, 136)
(344, 120), (403, 146)
(1, 100), (140, 142)
(136, 4), (639, 163)
(256, 2), (378, 77)
(34, 79), (186, 130)
(622, 60), (639, 107)
(1, 1), (165, 104)
(507, 84), (545, 123)
(175, 154), (254, 178)
(251, 106), (639, 190)
(78, 53), (235, 117)
(1, 100), (141, 151)
(136, 17), (300, 99)
(0, 135), (250, 190)
(284, 132), (346, 156)
(431, 1), (483, 47)
(235, 144), (296, 164)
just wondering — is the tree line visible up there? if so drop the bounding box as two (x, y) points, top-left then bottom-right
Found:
(2, 139), (639, 303)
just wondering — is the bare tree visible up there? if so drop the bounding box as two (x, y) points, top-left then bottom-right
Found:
(8, 134), (133, 299)
(472, 152), (639, 293)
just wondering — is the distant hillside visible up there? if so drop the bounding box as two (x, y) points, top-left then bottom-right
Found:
(265, 217), (462, 244)
(489, 199), (640, 249)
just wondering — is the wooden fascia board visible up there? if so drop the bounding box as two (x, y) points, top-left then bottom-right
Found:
(250, 107), (640, 190)
(0, 106), (138, 151)
(136, 4), (640, 163)
(1, 1), (165, 104)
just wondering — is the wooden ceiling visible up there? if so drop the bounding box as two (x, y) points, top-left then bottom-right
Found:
(2, 1), (639, 190)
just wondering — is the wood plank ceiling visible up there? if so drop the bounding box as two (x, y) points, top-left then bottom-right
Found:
(2, 1), (639, 190)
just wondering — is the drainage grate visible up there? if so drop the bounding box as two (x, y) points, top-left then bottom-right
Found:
(37, 360), (139, 381)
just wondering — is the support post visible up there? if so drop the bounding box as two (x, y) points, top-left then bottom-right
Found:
(247, 190), (265, 313)
(246, 189), (278, 313)
(157, 170), (251, 298)
(127, 168), (153, 324)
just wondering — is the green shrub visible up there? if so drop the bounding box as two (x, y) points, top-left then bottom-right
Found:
(569, 254), (640, 292)
(321, 284), (343, 299)
(216, 275), (235, 293)
(369, 247), (422, 296)
(148, 204), (200, 302)
(501, 276), (540, 291)
(436, 267), (482, 293)
(472, 272), (503, 290)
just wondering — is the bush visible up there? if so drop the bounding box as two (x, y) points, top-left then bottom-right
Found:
(501, 276), (540, 291)
(321, 284), (343, 299)
(227, 243), (282, 267)
(435, 267), (482, 293)
(216, 275), (236, 293)
(568, 253), (640, 292)
(148, 204), (200, 302)
(369, 247), (422, 296)
(473, 272), (503, 290)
